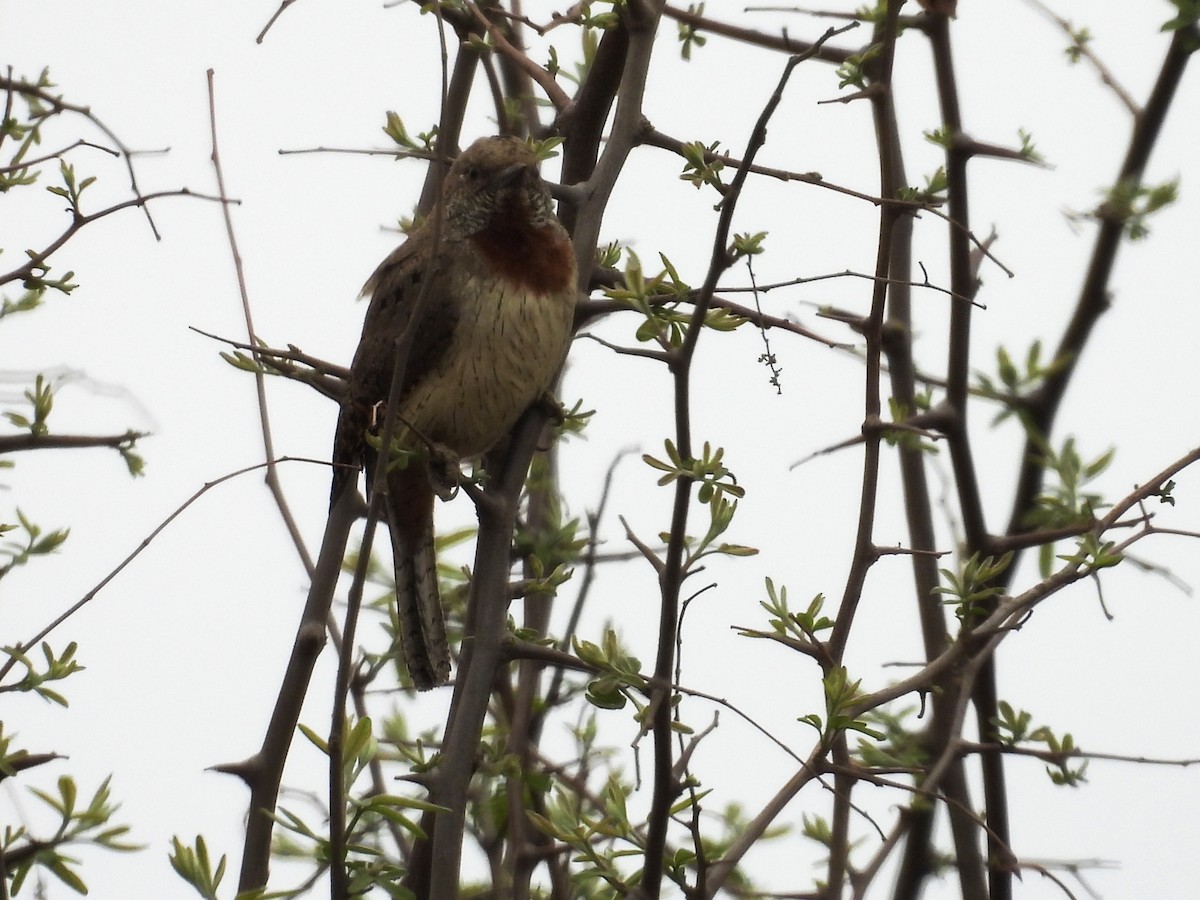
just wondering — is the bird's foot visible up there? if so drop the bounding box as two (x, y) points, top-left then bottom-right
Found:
(535, 390), (568, 424)
(427, 441), (463, 501)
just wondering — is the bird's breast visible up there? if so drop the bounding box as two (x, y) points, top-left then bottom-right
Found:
(469, 217), (576, 296)
(400, 247), (576, 457)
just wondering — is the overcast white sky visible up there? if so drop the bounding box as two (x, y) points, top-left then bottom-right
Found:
(3, 1), (1199, 898)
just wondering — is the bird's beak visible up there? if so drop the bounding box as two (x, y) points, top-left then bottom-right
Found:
(490, 162), (530, 191)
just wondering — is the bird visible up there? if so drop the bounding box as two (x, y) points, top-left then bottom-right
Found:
(330, 135), (577, 691)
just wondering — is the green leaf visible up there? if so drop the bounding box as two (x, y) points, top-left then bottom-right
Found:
(45, 856), (88, 894)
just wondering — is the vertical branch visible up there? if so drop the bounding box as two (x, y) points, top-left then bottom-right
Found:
(885, 143), (987, 900)
(327, 469), (390, 898)
(420, 411), (552, 900)
(1002, 20), (1200, 537)
(819, 5), (906, 894)
(493, 0), (545, 135)
(503, 449), (564, 899)
(982, 19), (1196, 898)
(417, 30), (480, 216)
(493, 7), (559, 885)
(927, 15), (987, 551)
(639, 24), (851, 898)
(825, 1), (900, 665)
(234, 486), (359, 893)
(558, 21), (630, 240)
(567, 0), (664, 278)
(927, 9), (1008, 896)
(883, 10), (993, 900)
(205, 71), (315, 577)
(331, 7), (457, 892)
(212, 48), (354, 887)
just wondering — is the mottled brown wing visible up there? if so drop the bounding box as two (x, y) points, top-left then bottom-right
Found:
(330, 230), (459, 505)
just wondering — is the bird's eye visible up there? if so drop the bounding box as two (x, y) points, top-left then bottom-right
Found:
(465, 165), (482, 181)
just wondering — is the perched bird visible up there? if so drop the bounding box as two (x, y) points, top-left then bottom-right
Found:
(330, 135), (577, 691)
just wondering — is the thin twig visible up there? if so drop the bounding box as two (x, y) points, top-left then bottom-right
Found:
(642, 22), (858, 900)
(0, 431), (145, 454)
(256, 0), (300, 43)
(206, 70), (315, 577)
(0, 189), (227, 288)
(0, 458), (327, 685)
(0, 76), (168, 237)
(1021, 0), (1140, 116)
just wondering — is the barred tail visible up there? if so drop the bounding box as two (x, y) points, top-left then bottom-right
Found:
(387, 466), (451, 690)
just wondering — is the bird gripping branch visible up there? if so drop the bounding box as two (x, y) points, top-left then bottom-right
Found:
(331, 135), (577, 690)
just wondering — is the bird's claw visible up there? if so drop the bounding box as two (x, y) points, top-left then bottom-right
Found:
(536, 390), (568, 424)
(427, 441), (462, 501)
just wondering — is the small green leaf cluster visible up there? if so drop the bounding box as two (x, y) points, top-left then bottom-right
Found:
(0, 726), (41, 778)
(854, 706), (928, 770)
(594, 240), (622, 268)
(748, 578), (833, 656)
(248, 716), (439, 896)
(219, 348), (269, 375)
(677, 4), (707, 60)
(606, 250), (691, 344)
(643, 439), (744, 505)
(4, 374), (54, 437)
(17, 255), (78, 298)
(730, 231), (766, 260)
(363, 427), (424, 478)
(381, 111), (437, 154)
(922, 126), (953, 150)
(799, 667), (885, 745)
(301, 716), (380, 797)
(897, 166), (947, 203)
(1, 641), (82, 706)
(607, 248), (747, 345)
(1026, 436), (1114, 575)
(1073, 176), (1180, 240)
(3, 775), (140, 896)
(0, 68), (56, 193)
(992, 701), (1089, 787)
(679, 139), (724, 192)
(579, 1), (623, 31)
(0, 288), (48, 321)
(642, 441), (757, 573)
(852, 2), (889, 25)
(169, 836), (228, 900)
(686, 486), (758, 568)
(884, 395), (937, 455)
(514, 510), (584, 580)
(550, 17), (605, 86)
(974, 341), (1067, 425)
(801, 811), (832, 846)
(551, 397), (596, 442)
(46, 160), (96, 212)
(1151, 479), (1176, 507)
(1, 509), (69, 580)
(1064, 26), (1093, 63)
(1056, 532), (1121, 572)
(117, 435), (145, 476)
(574, 629), (645, 711)
(526, 135), (564, 162)
(528, 775), (642, 894)
(835, 43), (881, 90)
(1017, 128), (1043, 163)
(932, 552), (1013, 621)
(1162, 0), (1200, 32)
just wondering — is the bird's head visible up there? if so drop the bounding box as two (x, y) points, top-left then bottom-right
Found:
(443, 136), (556, 237)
